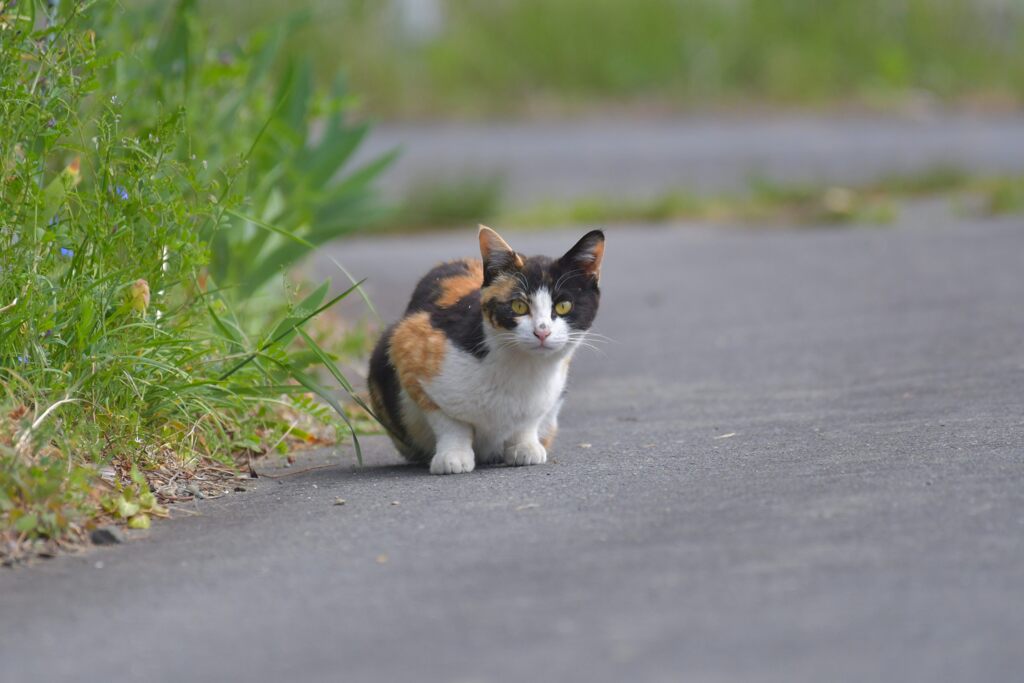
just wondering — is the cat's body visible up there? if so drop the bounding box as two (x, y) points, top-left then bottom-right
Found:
(368, 226), (604, 474)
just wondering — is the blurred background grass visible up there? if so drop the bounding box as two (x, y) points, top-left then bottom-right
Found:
(204, 0), (1024, 119)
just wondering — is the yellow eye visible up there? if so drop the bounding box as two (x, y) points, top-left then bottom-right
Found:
(554, 300), (573, 315)
(510, 300), (529, 315)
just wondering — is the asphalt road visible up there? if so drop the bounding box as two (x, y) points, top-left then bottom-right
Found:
(354, 115), (1024, 203)
(3, 202), (1023, 682)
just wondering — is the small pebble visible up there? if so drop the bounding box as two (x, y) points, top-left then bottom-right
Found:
(390, 501), (400, 506)
(90, 526), (124, 546)
(334, 498), (346, 506)
(376, 554), (389, 565)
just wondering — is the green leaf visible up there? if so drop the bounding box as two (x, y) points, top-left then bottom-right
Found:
(129, 465), (147, 488)
(75, 296), (95, 351)
(7, 0), (35, 35)
(264, 279), (329, 348)
(116, 497), (140, 519)
(128, 514), (151, 530)
(304, 121), (368, 190)
(15, 513), (39, 534)
(39, 174), (67, 229)
(218, 278), (365, 381)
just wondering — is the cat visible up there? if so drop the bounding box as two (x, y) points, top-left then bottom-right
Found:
(367, 225), (605, 474)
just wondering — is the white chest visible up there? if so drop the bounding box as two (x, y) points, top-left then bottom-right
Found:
(424, 344), (570, 434)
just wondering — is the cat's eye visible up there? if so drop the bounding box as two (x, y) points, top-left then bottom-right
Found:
(510, 300), (529, 315)
(554, 300), (573, 315)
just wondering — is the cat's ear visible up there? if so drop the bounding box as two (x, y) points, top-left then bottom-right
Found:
(479, 224), (524, 280)
(560, 229), (605, 281)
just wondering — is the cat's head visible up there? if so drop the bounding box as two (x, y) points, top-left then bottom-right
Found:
(478, 225), (604, 355)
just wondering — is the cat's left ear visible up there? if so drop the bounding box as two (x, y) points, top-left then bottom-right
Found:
(479, 224), (524, 282)
(560, 229), (605, 282)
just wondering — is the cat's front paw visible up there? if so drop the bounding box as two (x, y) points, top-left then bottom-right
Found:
(504, 440), (547, 467)
(430, 448), (476, 475)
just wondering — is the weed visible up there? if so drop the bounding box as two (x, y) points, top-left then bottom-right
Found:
(0, 1), (382, 562)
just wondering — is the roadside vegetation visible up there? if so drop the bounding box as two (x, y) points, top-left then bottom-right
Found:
(509, 169), (1024, 228)
(208, 0), (1024, 118)
(386, 166), (1024, 233)
(1, 0), (386, 563)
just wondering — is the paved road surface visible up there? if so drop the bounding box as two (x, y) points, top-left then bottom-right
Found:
(355, 115), (1024, 202)
(3, 204), (1023, 682)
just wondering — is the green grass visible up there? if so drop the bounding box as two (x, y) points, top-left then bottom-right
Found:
(504, 169), (1024, 228)
(203, 0), (1024, 118)
(379, 165), (1024, 233)
(1, 1), (385, 563)
(390, 173), (504, 231)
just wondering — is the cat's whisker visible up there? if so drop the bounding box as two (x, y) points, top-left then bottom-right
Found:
(567, 334), (606, 345)
(553, 268), (584, 292)
(511, 271), (530, 293)
(569, 332), (615, 345)
(572, 342), (606, 356)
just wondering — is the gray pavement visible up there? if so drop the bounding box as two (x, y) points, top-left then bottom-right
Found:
(3, 203), (1023, 682)
(356, 115), (1024, 203)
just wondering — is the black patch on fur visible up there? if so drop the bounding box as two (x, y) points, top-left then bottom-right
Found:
(430, 292), (488, 359)
(482, 251), (524, 287)
(482, 294), (520, 331)
(404, 259), (476, 315)
(368, 325), (414, 450)
(549, 255), (600, 332)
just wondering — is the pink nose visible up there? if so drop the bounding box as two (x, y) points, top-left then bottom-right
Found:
(534, 328), (551, 343)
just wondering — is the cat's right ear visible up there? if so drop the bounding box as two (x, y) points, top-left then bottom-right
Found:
(479, 225), (524, 282)
(560, 229), (605, 282)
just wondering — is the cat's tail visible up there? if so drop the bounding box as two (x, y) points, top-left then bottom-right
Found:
(367, 325), (431, 462)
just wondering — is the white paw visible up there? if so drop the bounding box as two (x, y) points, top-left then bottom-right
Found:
(504, 440), (547, 467)
(430, 448), (476, 475)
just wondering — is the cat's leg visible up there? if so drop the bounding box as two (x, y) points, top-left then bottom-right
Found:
(538, 395), (564, 450)
(473, 431), (505, 465)
(425, 410), (476, 475)
(504, 423), (547, 467)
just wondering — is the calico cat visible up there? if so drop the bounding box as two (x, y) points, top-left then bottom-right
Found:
(368, 225), (605, 474)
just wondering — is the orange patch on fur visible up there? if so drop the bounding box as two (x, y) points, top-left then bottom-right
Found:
(480, 273), (516, 305)
(480, 273), (517, 327)
(540, 426), (558, 449)
(388, 312), (446, 410)
(436, 259), (484, 307)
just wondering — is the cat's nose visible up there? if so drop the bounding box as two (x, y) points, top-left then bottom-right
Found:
(534, 328), (551, 343)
